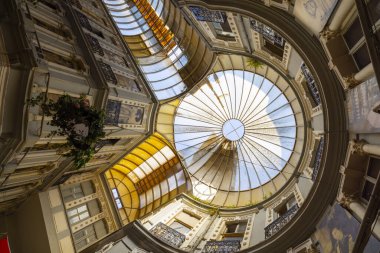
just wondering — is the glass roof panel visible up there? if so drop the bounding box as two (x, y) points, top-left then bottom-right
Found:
(104, 133), (190, 224)
(173, 70), (300, 204)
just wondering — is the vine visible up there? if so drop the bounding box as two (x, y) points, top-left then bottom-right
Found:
(246, 57), (264, 70)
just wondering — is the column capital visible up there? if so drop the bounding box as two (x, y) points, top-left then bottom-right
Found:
(352, 139), (368, 155)
(319, 27), (339, 40)
(343, 74), (360, 90)
(306, 245), (320, 253)
(339, 193), (355, 210)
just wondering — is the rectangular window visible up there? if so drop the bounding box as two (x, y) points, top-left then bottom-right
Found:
(67, 204), (90, 225)
(169, 210), (201, 235)
(112, 188), (123, 209)
(61, 184), (84, 202)
(222, 220), (247, 241)
(352, 44), (371, 70)
(73, 223), (99, 250)
(276, 195), (297, 217)
(361, 157), (380, 203)
(342, 15), (377, 71)
(343, 18), (363, 50)
(169, 221), (191, 234)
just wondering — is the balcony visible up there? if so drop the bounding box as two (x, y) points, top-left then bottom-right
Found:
(312, 138), (324, 181)
(188, 6), (225, 23)
(265, 204), (299, 238)
(300, 63), (321, 106)
(202, 240), (241, 253)
(150, 222), (185, 248)
(251, 19), (285, 47)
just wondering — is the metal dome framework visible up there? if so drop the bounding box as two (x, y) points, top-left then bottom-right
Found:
(104, 0), (214, 100)
(172, 58), (305, 207)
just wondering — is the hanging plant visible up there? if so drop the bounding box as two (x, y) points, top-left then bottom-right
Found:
(29, 93), (106, 169)
(246, 57), (264, 70)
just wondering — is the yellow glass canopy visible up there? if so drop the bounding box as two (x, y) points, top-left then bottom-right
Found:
(105, 133), (190, 224)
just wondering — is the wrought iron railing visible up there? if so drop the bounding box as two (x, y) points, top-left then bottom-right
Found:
(150, 222), (186, 248)
(300, 63), (321, 106)
(98, 61), (117, 84)
(250, 19), (285, 47)
(312, 137), (324, 181)
(86, 34), (104, 56)
(202, 240), (241, 253)
(75, 10), (92, 32)
(188, 6), (225, 23)
(264, 204), (299, 238)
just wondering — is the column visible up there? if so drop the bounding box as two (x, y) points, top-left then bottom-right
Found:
(320, 0), (355, 39)
(343, 63), (374, 89)
(353, 140), (380, 156)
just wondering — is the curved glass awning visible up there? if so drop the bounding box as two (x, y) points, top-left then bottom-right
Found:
(104, 0), (214, 101)
(105, 133), (191, 224)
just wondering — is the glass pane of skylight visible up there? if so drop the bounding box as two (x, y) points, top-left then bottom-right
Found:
(173, 70), (299, 200)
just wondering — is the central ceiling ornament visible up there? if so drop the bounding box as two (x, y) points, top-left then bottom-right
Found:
(173, 68), (300, 206)
(222, 118), (245, 141)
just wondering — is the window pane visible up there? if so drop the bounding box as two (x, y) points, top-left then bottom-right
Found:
(368, 0), (380, 23)
(70, 216), (80, 224)
(67, 209), (78, 217)
(77, 205), (87, 213)
(236, 222), (247, 233)
(368, 158), (380, 179)
(362, 180), (375, 201)
(170, 221), (191, 234)
(79, 212), (89, 220)
(353, 44), (371, 70)
(112, 188), (119, 198)
(343, 18), (363, 49)
(226, 223), (238, 233)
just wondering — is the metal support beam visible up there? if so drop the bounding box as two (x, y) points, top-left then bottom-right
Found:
(355, 0), (380, 89)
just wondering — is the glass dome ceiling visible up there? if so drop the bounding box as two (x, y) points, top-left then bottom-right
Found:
(170, 57), (305, 207)
(175, 69), (296, 189)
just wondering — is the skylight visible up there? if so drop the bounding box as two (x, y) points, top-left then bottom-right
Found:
(174, 69), (299, 201)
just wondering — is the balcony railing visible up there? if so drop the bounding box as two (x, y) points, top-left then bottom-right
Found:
(188, 6), (225, 23)
(202, 240), (241, 253)
(312, 137), (324, 181)
(86, 34), (104, 56)
(300, 63), (321, 106)
(251, 19), (285, 47)
(98, 61), (117, 84)
(265, 204), (299, 239)
(150, 222), (185, 248)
